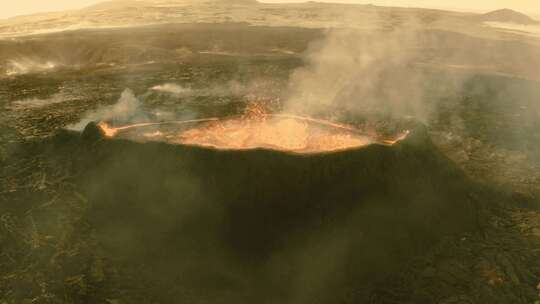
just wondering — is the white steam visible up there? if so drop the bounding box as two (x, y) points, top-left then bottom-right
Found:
(8, 94), (68, 109)
(68, 89), (146, 131)
(6, 59), (57, 76)
(283, 27), (430, 121)
(150, 79), (279, 99)
(151, 83), (193, 95)
(67, 79), (271, 132)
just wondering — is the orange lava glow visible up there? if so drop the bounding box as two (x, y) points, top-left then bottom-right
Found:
(176, 116), (373, 153)
(97, 122), (118, 137)
(96, 105), (409, 153)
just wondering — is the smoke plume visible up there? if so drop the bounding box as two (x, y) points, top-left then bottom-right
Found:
(5, 59), (57, 76)
(68, 89), (146, 131)
(151, 83), (193, 96)
(283, 26), (431, 122)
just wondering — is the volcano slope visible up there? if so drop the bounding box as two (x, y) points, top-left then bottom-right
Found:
(53, 123), (479, 303)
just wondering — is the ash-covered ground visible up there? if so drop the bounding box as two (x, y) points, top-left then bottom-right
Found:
(1, 3), (540, 304)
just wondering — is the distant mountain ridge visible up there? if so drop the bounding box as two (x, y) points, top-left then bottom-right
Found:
(85, 0), (259, 9)
(1, 1), (537, 39)
(478, 9), (538, 25)
(84, 0), (145, 10)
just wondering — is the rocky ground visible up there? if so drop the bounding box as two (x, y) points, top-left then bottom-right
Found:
(1, 22), (540, 304)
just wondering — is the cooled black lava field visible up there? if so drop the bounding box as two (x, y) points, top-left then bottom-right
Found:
(1, 4), (540, 304)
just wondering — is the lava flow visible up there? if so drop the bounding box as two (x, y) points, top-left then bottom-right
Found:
(96, 106), (409, 153)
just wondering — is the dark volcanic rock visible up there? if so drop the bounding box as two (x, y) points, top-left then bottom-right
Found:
(71, 125), (481, 302)
(81, 122), (105, 142)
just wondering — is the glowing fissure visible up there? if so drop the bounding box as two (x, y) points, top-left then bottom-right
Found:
(96, 106), (409, 153)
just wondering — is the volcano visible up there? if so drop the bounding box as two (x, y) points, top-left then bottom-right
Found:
(63, 118), (480, 302)
(93, 115), (409, 153)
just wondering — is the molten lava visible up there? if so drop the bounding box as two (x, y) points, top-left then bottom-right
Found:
(175, 115), (374, 153)
(97, 122), (118, 137)
(96, 105), (409, 153)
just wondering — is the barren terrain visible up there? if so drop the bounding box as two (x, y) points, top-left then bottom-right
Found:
(1, 2), (540, 303)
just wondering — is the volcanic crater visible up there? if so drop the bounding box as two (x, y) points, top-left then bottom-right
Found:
(57, 114), (482, 301)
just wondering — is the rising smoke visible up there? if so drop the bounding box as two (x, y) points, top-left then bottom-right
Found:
(280, 13), (540, 125)
(9, 93), (69, 109)
(281, 22), (452, 124)
(150, 79), (278, 99)
(151, 83), (193, 96)
(5, 59), (58, 76)
(67, 77), (282, 130)
(68, 88), (146, 131)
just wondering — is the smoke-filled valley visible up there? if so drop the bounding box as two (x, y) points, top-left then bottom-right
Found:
(1, 2), (540, 304)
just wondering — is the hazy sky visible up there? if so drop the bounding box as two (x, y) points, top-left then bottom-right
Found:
(1, 0), (539, 19)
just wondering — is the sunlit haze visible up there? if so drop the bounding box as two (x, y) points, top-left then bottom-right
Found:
(1, 0), (539, 19)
